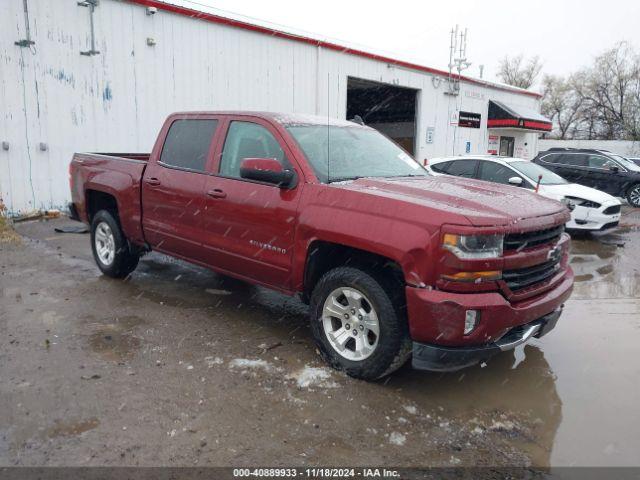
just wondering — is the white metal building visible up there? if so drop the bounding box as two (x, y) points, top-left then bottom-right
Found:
(1, 0), (552, 214)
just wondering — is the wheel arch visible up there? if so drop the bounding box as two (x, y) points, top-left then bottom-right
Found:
(301, 240), (406, 305)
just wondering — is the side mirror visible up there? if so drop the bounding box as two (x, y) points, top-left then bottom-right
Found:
(239, 158), (296, 188)
(607, 164), (619, 173)
(508, 176), (524, 186)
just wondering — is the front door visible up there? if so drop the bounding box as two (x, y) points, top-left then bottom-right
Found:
(499, 136), (515, 157)
(200, 118), (302, 290)
(584, 154), (626, 195)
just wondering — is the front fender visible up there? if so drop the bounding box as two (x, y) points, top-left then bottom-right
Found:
(292, 202), (436, 291)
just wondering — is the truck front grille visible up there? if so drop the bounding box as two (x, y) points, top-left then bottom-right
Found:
(504, 225), (564, 251)
(503, 258), (562, 292)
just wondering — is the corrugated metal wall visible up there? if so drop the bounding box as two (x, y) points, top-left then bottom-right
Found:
(0, 0), (542, 214)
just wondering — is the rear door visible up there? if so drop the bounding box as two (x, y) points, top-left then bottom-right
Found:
(539, 153), (587, 184)
(142, 116), (221, 261)
(441, 159), (479, 179)
(200, 117), (303, 290)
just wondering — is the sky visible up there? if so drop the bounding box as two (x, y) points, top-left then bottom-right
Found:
(175, 0), (640, 89)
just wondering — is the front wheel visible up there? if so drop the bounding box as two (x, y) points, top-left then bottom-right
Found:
(626, 184), (640, 207)
(309, 267), (411, 380)
(90, 210), (139, 278)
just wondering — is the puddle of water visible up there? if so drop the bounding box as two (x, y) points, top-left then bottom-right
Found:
(569, 227), (640, 299)
(87, 315), (144, 362)
(47, 418), (99, 438)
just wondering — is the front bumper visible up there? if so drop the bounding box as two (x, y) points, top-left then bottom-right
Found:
(412, 307), (562, 372)
(405, 268), (573, 346)
(566, 204), (621, 231)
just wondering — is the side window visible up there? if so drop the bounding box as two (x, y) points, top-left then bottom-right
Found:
(160, 119), (218, 171)
(220, 121), (286, 178)
(559, 154), (587, 167)
(445, 160), (478, 178)
(431, 161), (451, 173)
(587, 155), (617, 169)
(540, 153), (561, 164)
(478, 161), (520, 185)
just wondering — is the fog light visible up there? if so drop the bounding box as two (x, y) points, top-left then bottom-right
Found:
(464, 310), (479, 335)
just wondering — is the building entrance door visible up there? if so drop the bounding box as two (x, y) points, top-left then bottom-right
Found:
(499, 136), (515, 157)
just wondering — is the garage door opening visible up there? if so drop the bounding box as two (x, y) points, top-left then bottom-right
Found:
(346, 77), (418, 156)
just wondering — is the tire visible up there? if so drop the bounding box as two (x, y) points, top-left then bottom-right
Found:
(309, 266), (411, 380)
(626, 184), (640, 207)
(90, 210), (139, 278)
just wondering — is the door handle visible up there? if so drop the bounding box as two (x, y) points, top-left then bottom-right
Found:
(206, 189), (227, 199)
(145, 177), (161, 187)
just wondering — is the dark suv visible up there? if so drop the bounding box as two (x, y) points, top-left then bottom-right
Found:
(533, 148), (640, 207)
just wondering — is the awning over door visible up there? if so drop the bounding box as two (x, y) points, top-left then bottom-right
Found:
(487, 100), (552, 132)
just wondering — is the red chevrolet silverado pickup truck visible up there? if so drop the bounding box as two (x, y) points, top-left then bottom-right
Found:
(69, 111), (574, 380)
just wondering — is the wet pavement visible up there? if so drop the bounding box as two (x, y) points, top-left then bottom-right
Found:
(1, 208), (639, 467)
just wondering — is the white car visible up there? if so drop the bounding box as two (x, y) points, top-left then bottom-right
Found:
(426, 155), (621, 231)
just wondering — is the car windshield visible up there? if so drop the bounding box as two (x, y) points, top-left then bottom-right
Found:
(509, 160), (568, 185)
(285, 125), (428, 183)
(608, 153), (640, 172)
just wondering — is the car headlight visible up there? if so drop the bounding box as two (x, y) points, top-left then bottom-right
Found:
(564, 196), (600, 209)
(442, 233), (504, 259)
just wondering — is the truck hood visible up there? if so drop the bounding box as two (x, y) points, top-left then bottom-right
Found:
(335, 176), (567, 227)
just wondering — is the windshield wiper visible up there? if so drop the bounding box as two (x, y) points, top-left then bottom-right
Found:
(385, 174), (428, 178)
(328, 176), (366, 183)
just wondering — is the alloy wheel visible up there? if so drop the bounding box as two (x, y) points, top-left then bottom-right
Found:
(322, 287), (380, 361)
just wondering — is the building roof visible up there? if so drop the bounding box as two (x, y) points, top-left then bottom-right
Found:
(128, 0), (543, 99)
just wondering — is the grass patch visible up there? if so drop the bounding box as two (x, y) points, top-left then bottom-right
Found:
(0, 203), (21, 244)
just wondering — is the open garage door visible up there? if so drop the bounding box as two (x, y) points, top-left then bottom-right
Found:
(346, 77), (418, 156)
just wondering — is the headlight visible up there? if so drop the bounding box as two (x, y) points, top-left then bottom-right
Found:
(564, 196), (600, 209)
(442, 233), (503, 259)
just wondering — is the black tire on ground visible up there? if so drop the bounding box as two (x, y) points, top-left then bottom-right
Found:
(309, 266), (411, 380)
(90, 209), (139, 278)
(626, 184), (640, 208)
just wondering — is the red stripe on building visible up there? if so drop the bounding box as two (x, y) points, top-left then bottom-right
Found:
(487, 119), (552, 131)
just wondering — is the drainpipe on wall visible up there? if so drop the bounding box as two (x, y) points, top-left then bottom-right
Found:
(14, 0), (35, 48)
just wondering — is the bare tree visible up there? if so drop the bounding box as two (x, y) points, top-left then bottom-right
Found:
(541, 74), (584, 139)
(497, 54), (543, 89)
(574, 42), (640, 140)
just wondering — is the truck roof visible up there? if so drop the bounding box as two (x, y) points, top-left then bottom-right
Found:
(171, 111), (367, 128)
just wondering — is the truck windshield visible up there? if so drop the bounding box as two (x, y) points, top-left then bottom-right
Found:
(509, 161), (568, 185)
(286, 125), (428, 183)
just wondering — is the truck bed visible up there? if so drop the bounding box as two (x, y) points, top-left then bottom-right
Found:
(70, 152), (149, 244)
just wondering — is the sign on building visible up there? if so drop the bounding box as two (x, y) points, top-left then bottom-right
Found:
(458, 111), (481, 128)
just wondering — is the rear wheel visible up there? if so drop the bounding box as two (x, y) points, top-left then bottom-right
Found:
(90, 210), (139, 278)
(309, 267), (411, 380)
(627, 184), (640, 207)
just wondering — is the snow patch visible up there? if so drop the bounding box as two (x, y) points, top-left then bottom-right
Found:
(402, 405), (418, 415)
(488, 420), (516, 431)
(205, 288), (232, 296)
(204, 356), (223, 367)
(289, 366), (337, 389)
(389, 432), (406, 446)
(228, 358), (273, 372)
